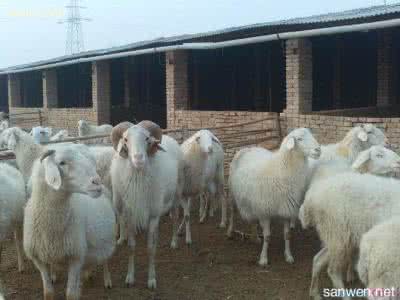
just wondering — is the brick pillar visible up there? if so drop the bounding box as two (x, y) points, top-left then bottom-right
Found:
(377, 30), (393, 107)
(42, 69), (58, 108)
(8, 74), (21, 107)
(92, 61), (111, 124)
(284, 38), (313, 130)
(166, 50), (189, 128)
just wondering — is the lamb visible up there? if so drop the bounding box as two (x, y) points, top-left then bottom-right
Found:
(300, 148), (400, 300)
(357, 217), (400, 296)
(0, 163), (26, 273)
(23, 146), (116, 300)
(50, 129), (68, 141)
(78, 120), (112, 144)
(178, 130), (226, 243)
(110, 120), (183, 289)
(228, 128), (321, 266)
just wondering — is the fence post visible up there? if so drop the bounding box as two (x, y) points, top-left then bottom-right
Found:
(38, 110), (43, 126)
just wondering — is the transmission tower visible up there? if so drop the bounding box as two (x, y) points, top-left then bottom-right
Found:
(58, 0), (91, 55)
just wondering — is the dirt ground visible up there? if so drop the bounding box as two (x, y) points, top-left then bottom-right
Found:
(0, 211), (359, 300)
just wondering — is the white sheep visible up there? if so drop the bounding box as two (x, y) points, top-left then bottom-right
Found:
(300, 148), (400, 300)
(178, 130), (225, 243)
(78, 120), (112, 144)
(30, 126), (52, 144)
(50, 129), (68, 141)
(228, 128), (321, 266)
(110, 120), (183, 289)
(316, 124), (387, 163)
(23, 146), (116, 299)
(0, 163), (26, 272)
(357, 217), (400, 296)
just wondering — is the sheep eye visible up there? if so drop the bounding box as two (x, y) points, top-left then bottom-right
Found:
(376, 154), (384, 158)
(124, 138), (128, 142)
(59, 161), (66, 166)
(297, 137), (303, 141)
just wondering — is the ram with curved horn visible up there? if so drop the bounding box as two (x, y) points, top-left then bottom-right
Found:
(110, 120), (184, 289)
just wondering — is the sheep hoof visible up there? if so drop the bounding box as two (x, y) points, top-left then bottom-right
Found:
(125, 274), (135, 287)
(285, 253), (295, 264)
(147, 278), (157, 290)
(185, 240), (192, 247)
(258, 258), (269, 268)
(18, 266), (25, 273)
(219, 222), (226, 229)
(117, 237), (126, 246)
(170, 240), (178, 249)
(104, 279), (112, 289)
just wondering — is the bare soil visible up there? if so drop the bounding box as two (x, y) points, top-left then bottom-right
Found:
(1, 212), (358, 300)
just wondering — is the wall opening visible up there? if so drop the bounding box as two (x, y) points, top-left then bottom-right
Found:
(0, 76), (8, 112)
(188, 42), (286, 112)
(20, 71), (43, 107)
(312, 32), (378, 111)
(392, 28), (400, 106)
(124, 53), (166, 127)
(110, 58), (126, 107)
(57, 63), (92, 108)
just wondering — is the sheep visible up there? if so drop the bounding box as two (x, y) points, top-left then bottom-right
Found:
(50, 129), (68, 141)
(0, 120), (8, 133)
(23, 146), (116, 300)
(357, 217), (400, 296)
(178, 130), (225, 243)
(30, 126), (52, 144)
(316, 124), (387, 164)
(110, 120), (183, 289)
(0, 163), (26, 273)
(228, 128), (321, 266)
(300, 148), (400, 300)
(78, 120), (112, 144)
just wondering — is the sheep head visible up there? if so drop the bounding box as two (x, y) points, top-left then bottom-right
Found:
(111, 121), (134, 158)
(111, 120), (165, 169)
(352, 145), (400, 175)
(39, 147), (102, 197)
(193, 129), (221, 156)
(282, 128), (321, 159)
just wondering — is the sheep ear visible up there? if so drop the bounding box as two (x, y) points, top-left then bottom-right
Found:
(357, 131), (368, 142)
(157, 144), (166, 152)
(117, 140), (129, 158)
(212, 136), (221, 145)
(286, 137), (295, 150)
(7, 131), (18, 150)
(352, 150), (370, 173)
(42, 152), (62, 190)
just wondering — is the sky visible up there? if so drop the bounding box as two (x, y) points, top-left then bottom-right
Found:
(0, 0), (396, 68)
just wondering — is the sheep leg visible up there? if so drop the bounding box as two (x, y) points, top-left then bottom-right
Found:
(226, 196), (234, 238)
(327, 261), (349, 300)
(170, 206), (180, 249)
(310, 247), (329, 300)
(199, 194), (205, 222)
(14, 228), (24, 272)
(219, 191), (227, 228)
(252, 224), (262, 244)
(66, 259), (83, 300)
(125, 230), (136, 287)
(199, 194), (208, 223)
(32, 258), (54, 300)
(283, 221), (294, 264)
(103, 261), (112, 289)
(289, 217), (296, 229)
(178, 197), (192, 245)
(50, 265), (57, 284)
(117, 217), (127, 246)
(258, 218), (271, 267)
(147, 217), (160, 289)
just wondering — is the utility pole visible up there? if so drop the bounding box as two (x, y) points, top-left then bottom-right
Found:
(58, 0), (91, 55)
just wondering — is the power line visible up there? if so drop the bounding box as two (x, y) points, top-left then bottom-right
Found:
(58, 0), (91, 55)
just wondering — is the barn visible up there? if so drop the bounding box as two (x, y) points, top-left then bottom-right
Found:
(1, 4), (400, 149)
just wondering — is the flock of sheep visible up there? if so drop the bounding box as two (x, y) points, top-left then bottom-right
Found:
(0, 113), (399, 300)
